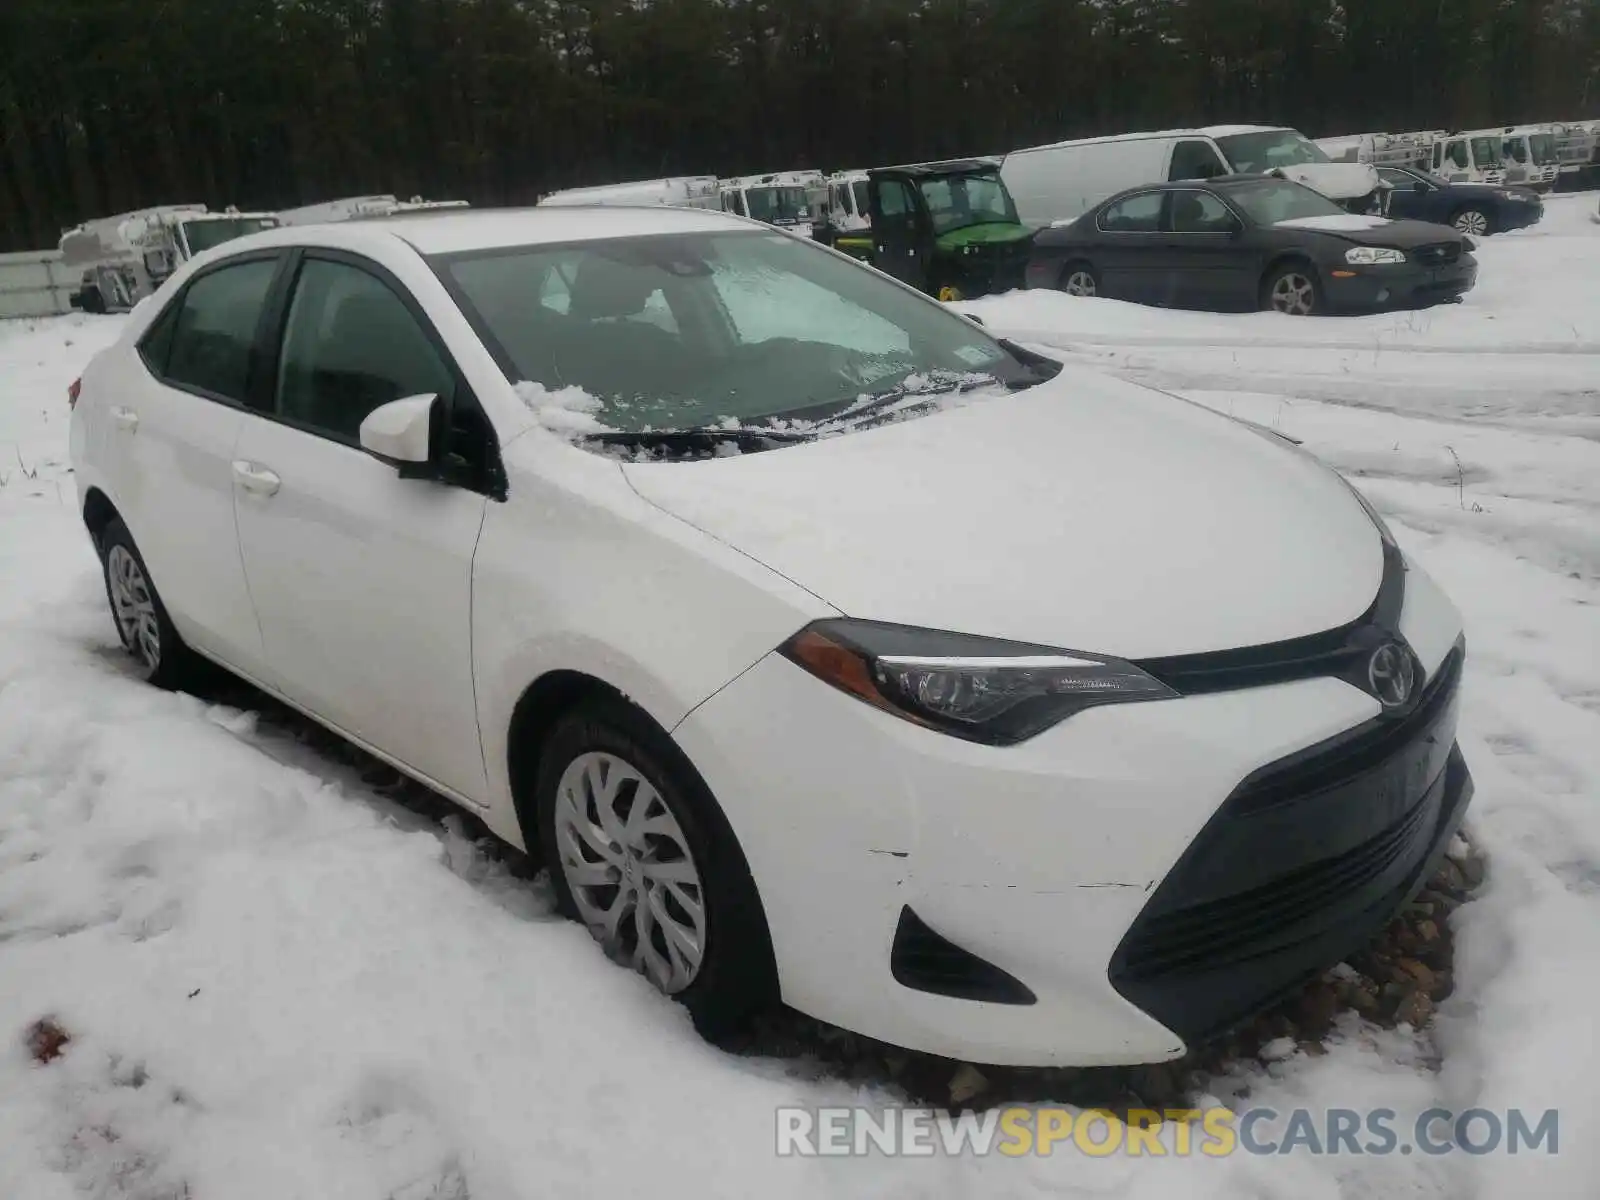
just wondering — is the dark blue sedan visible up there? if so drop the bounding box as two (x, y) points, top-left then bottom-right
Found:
(1376, 166), (1544, 238)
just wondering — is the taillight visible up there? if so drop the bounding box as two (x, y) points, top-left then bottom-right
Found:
(67, 378), (82, 409)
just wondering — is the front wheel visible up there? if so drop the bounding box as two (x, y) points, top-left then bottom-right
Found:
(1452, 208), (1492, 238)
(1060, 261), (1100, 298)
(535, 699), (777, 1038)
(1263, 263), (1322, 316)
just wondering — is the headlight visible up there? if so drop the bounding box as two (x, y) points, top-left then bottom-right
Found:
(780, 619), (1177, 744)
(1345, 247), (1407, 265)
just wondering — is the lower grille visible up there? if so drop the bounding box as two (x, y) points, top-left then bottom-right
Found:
(1109, 640), (1471, 1045)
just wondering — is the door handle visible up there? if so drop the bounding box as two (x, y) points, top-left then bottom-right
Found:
(231, 460), (281, 496)
(109, 406), (138, 432)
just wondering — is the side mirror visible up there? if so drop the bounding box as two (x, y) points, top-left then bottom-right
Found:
(1413, 181), (1428, 194)
(964, 312), (985, 326)
(360, 393), (437, 468)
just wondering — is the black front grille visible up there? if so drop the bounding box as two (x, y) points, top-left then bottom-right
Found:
(1413, 242), (1462, 266)
(1109, 640), (1471, 1045)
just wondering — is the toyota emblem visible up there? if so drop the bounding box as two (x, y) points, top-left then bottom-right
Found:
(1367, 643), (1416, 709)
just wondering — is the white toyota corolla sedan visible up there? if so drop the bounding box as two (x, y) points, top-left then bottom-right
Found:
(68, 205), (1472, 1066)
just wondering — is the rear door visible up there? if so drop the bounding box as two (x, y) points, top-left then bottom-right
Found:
(1160, 189), (1250, 309)
(230, 250), (494, 802)
(111, 253), (283, 674)
(1092, 190), (1168, 303)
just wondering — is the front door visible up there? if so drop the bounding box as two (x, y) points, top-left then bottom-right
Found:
(231, 251), (490, 802)
(1160, 189), (1250, 309)
(111, 253), (281, 673)
(870, 176), (931, 292)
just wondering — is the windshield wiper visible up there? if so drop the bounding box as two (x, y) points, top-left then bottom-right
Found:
(582, 427), (818, 455)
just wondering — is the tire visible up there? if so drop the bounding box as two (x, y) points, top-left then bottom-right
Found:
(534, 697), (777, 1039)
(1060, 261), (1100, 298)
(97, 518), (203, 689)
(1262, 261), (1322, 316)
(1451, 208), (1492, 238)
(80, 286), (107, 315)
(936, 283), (964, 302)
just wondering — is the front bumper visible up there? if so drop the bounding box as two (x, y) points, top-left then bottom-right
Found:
(672, 561), (1471, 1066)
(1325, 255), (1477, 310)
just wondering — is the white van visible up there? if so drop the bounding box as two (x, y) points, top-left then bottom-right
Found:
(537, 176), (720, 210)
(1000, 125), (1385, 225)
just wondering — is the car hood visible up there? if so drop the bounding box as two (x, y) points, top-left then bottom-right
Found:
(935, 222), (1037, 250)
(621, 368), (1384, 659)
(1269, 162), (1385, 201)
(1272, 215), (1467, 248)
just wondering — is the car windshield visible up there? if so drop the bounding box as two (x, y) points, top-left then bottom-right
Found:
(1503, 138), (1529, 164)
(1471, 137), (1503, 167)
(1529, 133), (1558, 164)
(181, 217), (277, 254)
(744, 187), (808, 223)
(1214, 130), (1330, 173)
(917, 171), (1018, 235)
(1223, 178), (1349, 224)
(438, 229), (1037, 438)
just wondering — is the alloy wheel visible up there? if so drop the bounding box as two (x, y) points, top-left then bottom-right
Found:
(106, 545), (161, 671)
(1270, 272), (1317, 316)
(1453, 209), (1489, 237)
(1064, 270), (1098, 298)
(553, 750), (707, 994)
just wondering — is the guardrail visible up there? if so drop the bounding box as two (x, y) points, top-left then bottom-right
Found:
(0, 249), (75, 318)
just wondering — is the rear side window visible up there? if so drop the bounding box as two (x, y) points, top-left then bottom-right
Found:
(1169, 140), (1228, 181)
(1098, 192), (1164, 232)
(162, 258), (279, 402)
(275, 257), (454, 443)
(137, 297), (181, 376)
(1167, 190), (1238, 233)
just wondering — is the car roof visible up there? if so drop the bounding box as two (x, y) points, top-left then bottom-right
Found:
(218, 204), (754, 258)
(871, 158), (1000, 178)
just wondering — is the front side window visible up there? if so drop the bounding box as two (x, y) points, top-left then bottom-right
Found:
(1098, 191), (1164, 232)
(1169, 141), (1228, 181)
(275, 258), (454, 442)
(1167, 190), (1237, 233)
(1214, 130), (1329, 173)
(439, 230), (1037, 435)
(162, 257), (279, 401)
(916, 171), (1017, 235)
(1470, 138), (1502, 168)
(1447, 141), (1469, 170)
(1503, 138), (1528, 164)
(1224, 179), (1349, 225)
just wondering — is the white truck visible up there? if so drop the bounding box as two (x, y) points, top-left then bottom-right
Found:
(1472, 125), (1560, 191)
(1319, 128), (1511, 187)
(1315, 131), (1436, 172)
(60, 204), (280, 313)
(536, 176), (720, 210)
(823, 170), (871, 236)
(717, 171), (825, 236)
(276, 194), (470, 225)
(1552, 120), (1600, 187)
(999, 125), (1388, 226)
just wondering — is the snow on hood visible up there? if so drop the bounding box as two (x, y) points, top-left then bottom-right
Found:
(622, 367), (1384, 659)
(1271, 162), (1384, 201)
(1275, 214), (1393, 232)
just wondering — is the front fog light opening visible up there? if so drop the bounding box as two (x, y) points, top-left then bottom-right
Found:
(781, 619), (1178, 745)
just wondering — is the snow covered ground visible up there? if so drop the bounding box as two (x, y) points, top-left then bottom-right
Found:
(2, 194), (1597, 1199)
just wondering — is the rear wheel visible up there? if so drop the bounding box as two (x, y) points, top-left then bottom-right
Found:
(1451, 208), (1492, 237)
(98, 518), (202, 689)
(535, 698), (777, 1039)
(936, 283), (964, 302)
(1263, 263), (1322, 316)
(1060, 261), (1100, 298)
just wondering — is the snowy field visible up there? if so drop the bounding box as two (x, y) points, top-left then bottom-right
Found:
(2, 195), (1598, 1199)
